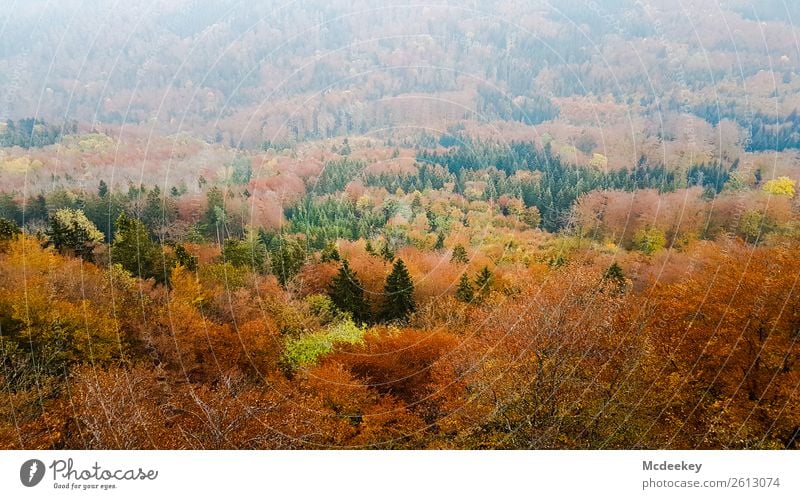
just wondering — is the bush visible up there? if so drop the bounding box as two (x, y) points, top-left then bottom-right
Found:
(632, 227), (666, 255)
(282, 319), (365, 370)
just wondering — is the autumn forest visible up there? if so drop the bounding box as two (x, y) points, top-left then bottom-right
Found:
(1, 0), (799, 449)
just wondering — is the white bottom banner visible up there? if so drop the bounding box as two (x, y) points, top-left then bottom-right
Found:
(1, 450), (797, 498)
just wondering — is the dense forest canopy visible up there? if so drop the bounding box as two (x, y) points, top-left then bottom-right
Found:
(1, 1), (799, 450)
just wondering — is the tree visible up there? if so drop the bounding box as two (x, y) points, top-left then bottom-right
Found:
(0, 217), (20, 241)
(379, 241), (395, 262)
(737, 209), (769, 244)
(0, 194), (21, 225)
(632, 227), (666, 255)
(451, 244), (469, 264)
(455, 273), (474, 303)
(98, 180), (108, 198)
(434, 232), (445, 250)
(329, 260), (369, 323)
(521, 205), (541, 229)
(475, 266), (493, 295)
(222, 236), (268, 273)
(762, 176), (796, 197)
(46, 208), (104, 259)
(269, 235), (307, 286)
(321, 243), (341, 262)
(174, 243), (198, 271)
(602, 262), (626, 292)
(112, 212), (167, 283)
(382, 259), (415, 322)
(203, 186), (226, 239)
(230, 156), (252, 185)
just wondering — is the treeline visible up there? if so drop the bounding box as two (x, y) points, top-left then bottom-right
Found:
(692, 103), (800, 152)
(475, 85), (560, 125)
(419, 141), (683, 231)
(1, 118), (73, 148)
(2, 221), (799, 449)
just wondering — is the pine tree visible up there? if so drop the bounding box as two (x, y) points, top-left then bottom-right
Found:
(98, 179), (108, 198)
(382, 259), (415, 322)
(365, 239), (375, 255)
(602, 262), (626, 292)
(174, 243), (198, 271)
(321, 243), (341, 262)
(329, 259), (369, 323)
(269, 236), (306, 286)
(451, 243), (469, 264)
(475, 266), (493, 295)
(434, 232), (445, 250)
(379, 241), (395, 262)
(112, 212), (168, 283)
(455, 273), (474, 303)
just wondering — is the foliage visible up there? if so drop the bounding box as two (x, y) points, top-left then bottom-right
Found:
(329, 260), (369, 323)
(474, 266), (493, 295)
(631, 227), (666, 255)
(451, 244), (469, 264)
(0, 217), (21, 242)
(46, 208), (104, 259)
(762, 176), (796, 197)
(222, 235), (268, 273)
(282, 319), (365, 370)
(381, 259), (415, 322)
(111, 213), (170, 283)
(455, 273), (474, 303)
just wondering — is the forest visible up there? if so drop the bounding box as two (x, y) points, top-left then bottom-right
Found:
(1, 1), (799, 449)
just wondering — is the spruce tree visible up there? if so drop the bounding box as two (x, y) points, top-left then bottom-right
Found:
(379, 241), (395, 262)
(455, 273), (474, 303)
(434, 232), (445, 250)
(321, 243), (341, 262)
(382, 259), (415, 322)
(174, 243), (198, 271)
(112, 212), (167, 283)
(475, 266), (493, 295)
(602, 262), (626, 292)
(329, 260), (368, 322)
(451, 243), (469, 264)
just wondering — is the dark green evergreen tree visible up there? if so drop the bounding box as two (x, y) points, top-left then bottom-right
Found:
(222, 236), (268, 273)
(475, 266), (493, 295)
(434, 232), (445, 250)
(379, 241), (395, 262)
(26, 194), (48, 223)
(112, 212), (168, 283)
(382, 259), (415, 322)
(174, 243), (198, 271)
(321, 243), (341, 262)
(98, 180), (108, 198)
(602, 262), (627, 292)
(202, 186), (225, 239)
(455, 273), (474, 303)
(451, 243), (469, 264)
(269, 235), (306, 286)
(329, 260), (369, 323)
